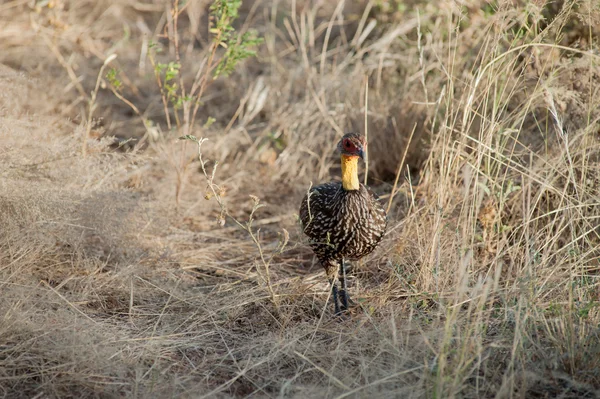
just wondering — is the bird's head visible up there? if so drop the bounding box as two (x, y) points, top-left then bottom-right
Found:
(337, 132), (366, 159)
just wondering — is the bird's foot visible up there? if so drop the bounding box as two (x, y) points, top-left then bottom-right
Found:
(333, 310), (351, 321)
(339, 289), (355, 312)
(332, 295), (350, 318)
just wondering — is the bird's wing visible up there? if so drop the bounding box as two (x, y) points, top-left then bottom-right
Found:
(299, 181), (341, 235)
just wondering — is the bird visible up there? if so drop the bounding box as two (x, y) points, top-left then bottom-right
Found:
(299, 132), (387, 315)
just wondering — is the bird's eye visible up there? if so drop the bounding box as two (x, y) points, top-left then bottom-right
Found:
(344, 140), (351, 148)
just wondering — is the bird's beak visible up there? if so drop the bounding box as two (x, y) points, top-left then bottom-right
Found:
(358, 148), (365, 159)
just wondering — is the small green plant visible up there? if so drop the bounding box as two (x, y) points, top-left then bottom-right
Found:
(103, 0), (262, 204)
(148, 0), (262, 204)
(146, 0), (263, 136)
(155, 61), (181, 104)
(105, 67), (121, 91)
(105, 66), (147, 138)
(210, 0), (262, 77)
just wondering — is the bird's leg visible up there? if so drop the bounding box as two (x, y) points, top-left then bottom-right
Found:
(330, 279), (341, 315)
(326, 263), (342, 315)
(339, 258), (350, 311)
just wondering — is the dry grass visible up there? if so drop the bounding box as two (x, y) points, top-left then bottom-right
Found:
(1, 0), (600, 397)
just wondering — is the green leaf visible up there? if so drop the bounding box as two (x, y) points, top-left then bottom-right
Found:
(204, 117), (216, 128)
(105, 68), (122, 90)
(179, 134), (198, 142)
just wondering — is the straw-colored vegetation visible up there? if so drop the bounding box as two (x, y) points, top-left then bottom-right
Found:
(1, 0), (600, 397)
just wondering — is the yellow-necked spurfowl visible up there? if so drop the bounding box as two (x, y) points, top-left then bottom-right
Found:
(300, 133), (387, 315)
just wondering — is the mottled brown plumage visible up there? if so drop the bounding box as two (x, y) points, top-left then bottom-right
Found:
(300, 133), (387, 314)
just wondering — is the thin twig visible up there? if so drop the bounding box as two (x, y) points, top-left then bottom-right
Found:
(363, 75), (369, 185)
(42, 281), (97, 324)
(294, 351), (351, 391)
(386, 122), (417, 214)
(82, 54), (117, 157)
(181, 135), (282, 307)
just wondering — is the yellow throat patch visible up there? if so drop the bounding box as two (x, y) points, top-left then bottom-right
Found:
(341, 154), (360, 191)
